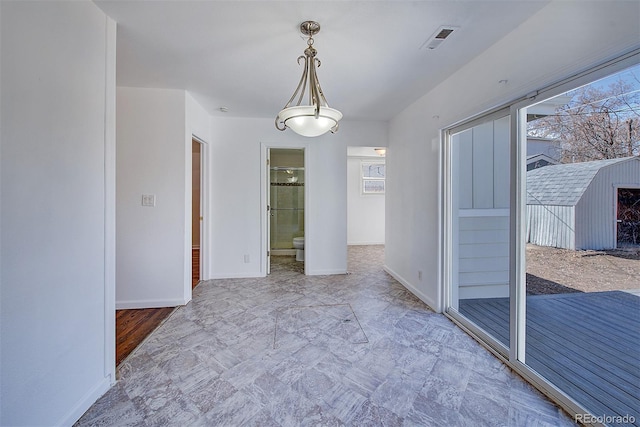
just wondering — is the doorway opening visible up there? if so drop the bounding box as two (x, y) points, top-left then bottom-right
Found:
(347, 146), (386, 271)
(617, 187), (640, 248)
(268, 148), (305, 274)
(192, 138), (202, 288)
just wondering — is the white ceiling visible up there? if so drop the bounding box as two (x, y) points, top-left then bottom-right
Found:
(94, 1), (550, 121)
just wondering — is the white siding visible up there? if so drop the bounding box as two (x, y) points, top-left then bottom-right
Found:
(453, 129), (474, 209)
(472, 122), (495, 208)
(458, 211), (510, 299)
(453, 116), (510, 210)
(526, 205), (575, 249)
(493, 116), (510, 208)
(453, 115), (511, 300)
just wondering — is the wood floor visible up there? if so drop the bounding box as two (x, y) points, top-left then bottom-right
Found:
(116, 307), (174, 365)
(115, 248), (200, 365)
(459, 291), (640, 423)
(192, 247), (200, 288)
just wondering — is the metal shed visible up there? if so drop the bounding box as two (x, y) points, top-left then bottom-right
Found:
(526, 156), (640, 250)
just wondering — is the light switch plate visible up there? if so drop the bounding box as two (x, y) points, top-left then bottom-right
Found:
(142, 194), (156, 207)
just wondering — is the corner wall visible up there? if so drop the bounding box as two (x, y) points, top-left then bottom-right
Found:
(116, 89), (212, 309)
(1, 1), (116, 424)
(116, 87), (187, 308)
(386, 0), (640, 312)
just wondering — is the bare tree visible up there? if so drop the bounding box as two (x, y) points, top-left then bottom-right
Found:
(528, 75), (640, 163)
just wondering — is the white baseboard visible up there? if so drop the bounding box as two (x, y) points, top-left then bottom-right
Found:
(271, 249), (296, 256)
(383, 265), (440, 313)
(306, 269), (348, 276)
(59, 375), (112, 426)
(207, 272), (265, 279)
(347, 241), (385, 246)
(116, 298), (187, 309)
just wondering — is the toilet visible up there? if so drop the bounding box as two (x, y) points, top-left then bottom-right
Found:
(292, 237), (305, 262)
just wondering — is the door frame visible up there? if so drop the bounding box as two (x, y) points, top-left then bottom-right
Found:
(614, 184), (640, 249)
(191, 137), (204, 283)
(190, 134), (210, 286)
(261, 143), (309, 276)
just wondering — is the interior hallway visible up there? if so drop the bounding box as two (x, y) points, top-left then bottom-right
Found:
(77, 246), (574, 426)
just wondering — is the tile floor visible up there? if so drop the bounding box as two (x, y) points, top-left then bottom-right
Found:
(76, 246), (575, 426)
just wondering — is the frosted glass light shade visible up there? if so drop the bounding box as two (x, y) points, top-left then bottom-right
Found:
(278, 105), (342, 137)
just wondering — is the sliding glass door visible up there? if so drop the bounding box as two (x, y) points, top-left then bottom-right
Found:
(444, 55), (640, 425)
(446, 111), (512, 354)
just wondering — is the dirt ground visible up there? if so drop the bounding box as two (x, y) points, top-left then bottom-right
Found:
(526, 244), (640, 295)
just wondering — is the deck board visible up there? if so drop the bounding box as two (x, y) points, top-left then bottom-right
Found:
(526, 317), (638, 386)
(459, 291), (640, 426)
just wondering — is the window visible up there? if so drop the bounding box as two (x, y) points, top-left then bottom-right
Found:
(362, 162), (385, 194)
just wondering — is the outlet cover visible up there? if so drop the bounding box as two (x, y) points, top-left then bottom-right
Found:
(142, 194), (156, 207)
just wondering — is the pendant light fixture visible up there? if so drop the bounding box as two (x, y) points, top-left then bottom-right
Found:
(275, 21), (342, 137)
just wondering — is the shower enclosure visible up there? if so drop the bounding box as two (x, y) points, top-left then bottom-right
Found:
(269, 150), (304, 255)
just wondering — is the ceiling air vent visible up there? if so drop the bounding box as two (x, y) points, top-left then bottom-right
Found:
(422, 26), (458, 50)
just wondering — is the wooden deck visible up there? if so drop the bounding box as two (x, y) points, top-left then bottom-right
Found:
(460, 291), (640, 426)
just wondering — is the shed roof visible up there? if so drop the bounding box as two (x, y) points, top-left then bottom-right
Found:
(527, 156), (638, 206)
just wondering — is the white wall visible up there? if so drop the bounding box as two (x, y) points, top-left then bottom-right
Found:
(208, 117), (387, 277)
(0, 1), (116, 425)
(347, 156), (385, 245)
(386, 0), (640, 312)
(117, 91), (383, 295)
(117, 88), (185, 308)
(117, 88), (210, 308)
(187, 93), (212, 145)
